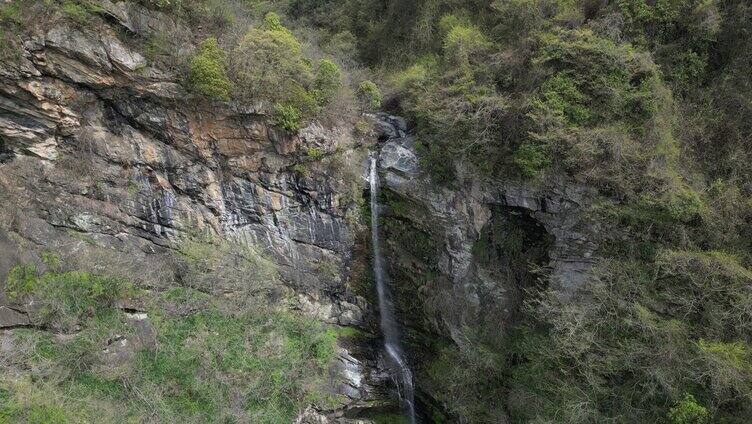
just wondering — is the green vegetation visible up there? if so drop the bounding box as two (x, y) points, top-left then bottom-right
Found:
(669, 394), (710, 424)
(1, 239), (344, 423)
(357, 411), (411, 424)
(61, 1), (92, 23)
(0, 0), (22, 61)
(272, 103), (303, 132)
(187, 38), (231, 100)
(357, 80), (382, 110)
(286, 0), (752, 422)
(3, 0), (752, 422)
(6, 265), (133, 332)
(306, 147), (325, 160)
(0, 0), (20, 24)
(313, 59), (342, 107)
(232, 13), (313, 104)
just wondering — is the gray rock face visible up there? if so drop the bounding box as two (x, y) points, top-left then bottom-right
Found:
(0, 306), (30, 328)
(376, 126), (598, 347)
(0, 18), (364, 305)
(0, 7), (395, 417)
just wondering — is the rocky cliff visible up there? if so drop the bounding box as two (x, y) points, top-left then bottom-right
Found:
(0, 4), (388, 420)
(0, 4), (369, 325)
(0, 3), (601, 423)
(374, 131), (599, 421)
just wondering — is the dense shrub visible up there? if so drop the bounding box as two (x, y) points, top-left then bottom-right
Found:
(356, 80), (381, 110)
(668, 394), (710, 424)
(312, 59), (342, 106)
(187, 38), (231, 100)
(272, 103), (303, 132)
(231, 13), (313, 104)
(500, 250), (752, 422)
(512, 143), (551, 177)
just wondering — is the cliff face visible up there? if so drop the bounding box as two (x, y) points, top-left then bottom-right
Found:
(376, 133), (597, 336)
(0, 8), (367, 324)
(0, 5), (388, 420)
(375, 133), (599, 420)
(0, 3), (601, 423)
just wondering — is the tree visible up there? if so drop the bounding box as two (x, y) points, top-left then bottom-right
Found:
(313, 59), (342, 106)
(187, 38), (231, 100)
(231, 14), (313, 103)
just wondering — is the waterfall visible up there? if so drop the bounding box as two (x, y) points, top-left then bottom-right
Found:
(370, 156), (417, 423)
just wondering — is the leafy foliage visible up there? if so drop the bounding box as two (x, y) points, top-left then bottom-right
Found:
(187, 37), (231, 100)
(668, 393), (710, 424)
(312, 59), (342, 107)
(231, 13), (313, 104)
(1, 239), (343, 423)
(356, 80), (381, 110)
(272, 103), (303, 132)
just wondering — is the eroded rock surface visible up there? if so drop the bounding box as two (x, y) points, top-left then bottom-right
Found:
(377, 134), (597, 344)
(0, 15), (365, 308)
(0, 4), (380, 418)
(373, 119), (598, 420)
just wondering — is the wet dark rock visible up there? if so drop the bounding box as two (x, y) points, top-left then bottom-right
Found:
(373, 114), (598, 421)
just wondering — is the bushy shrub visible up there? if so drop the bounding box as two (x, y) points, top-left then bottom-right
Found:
(232, 14), (313, 103)
(313, 59), (342, 106)
(391, 56), (438, 92)
(660, 185), (704, 223)
(503, 249), (752, 422)
(187, 38), (231, 100)
(272, 104), (302, 132)
(535, 72), (592, 125)
(513, 143), (551, 177)
(414, 140), (455, 185)
(668, 394), (710, 424)
(356, 80), (381, 110)
(262, 11), (284, 31)
(306, 147), (324, 160)
(442, 21), (490, 66)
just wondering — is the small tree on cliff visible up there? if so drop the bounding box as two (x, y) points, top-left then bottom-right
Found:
(187, 38), (232, 100)
(231, 12), (314, 104)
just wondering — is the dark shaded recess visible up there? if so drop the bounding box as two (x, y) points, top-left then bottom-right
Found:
(0, 137), (14, 163)
(474, 205), (553, 328)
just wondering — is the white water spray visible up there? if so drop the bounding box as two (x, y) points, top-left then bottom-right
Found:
(370, 157), (416, 423)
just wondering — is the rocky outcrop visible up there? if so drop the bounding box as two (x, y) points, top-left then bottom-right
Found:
(0, 3), (381, 418)
(376, 134), (597, 345)
(372, 121), (598, 420)
(0, 11), (366, 304)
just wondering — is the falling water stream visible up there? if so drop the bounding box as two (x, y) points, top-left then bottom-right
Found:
(370, 157), (417, 423)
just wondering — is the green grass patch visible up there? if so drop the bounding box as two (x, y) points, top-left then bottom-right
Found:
(3, 248), (342, 423)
